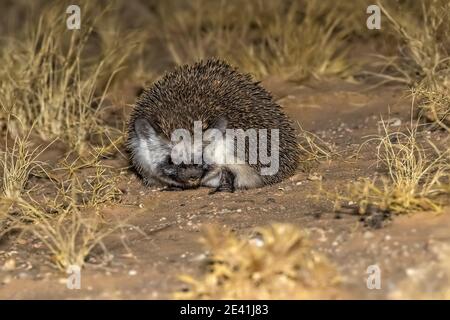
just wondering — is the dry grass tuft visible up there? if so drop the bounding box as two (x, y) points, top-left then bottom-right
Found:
(0, 125), (124, 270)
(12, 197), (122, 270)
(0, 167), (124, 272)
(53, 156), (123, 210)
(297, 124), (338, 171)
(0, 1), (137, 156)
(412, 77), (450, 131)
(0, 1), (136, 273)
(372, 120), (447, 199)
(0, 132), (45, 201)
(372, 1), (450, 130)
(1, 157), (124, 270)
(334, 119), (450, 215)
(375, 1), (450, 85)
(175, 223), (340, 299)
(338, 177), (441, 216)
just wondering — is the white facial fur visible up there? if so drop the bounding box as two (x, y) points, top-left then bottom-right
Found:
(131, 118), (263, 189)
(131, 119), (181, 186)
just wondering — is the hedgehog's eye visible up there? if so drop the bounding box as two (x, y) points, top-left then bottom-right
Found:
(202, 139), (211, 148)
(166, 156), (174, 165)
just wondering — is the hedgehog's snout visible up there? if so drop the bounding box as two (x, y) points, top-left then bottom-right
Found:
(161, 162), (204, 188)
(182, 166), (203, 187)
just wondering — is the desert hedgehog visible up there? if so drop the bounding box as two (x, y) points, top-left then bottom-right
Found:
(127, 59), (299, 192)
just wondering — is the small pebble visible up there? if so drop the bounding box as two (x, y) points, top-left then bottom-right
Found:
(2, 276), (12, 285)
(128, 270), (137, 276)
(308, 173), (323, 181)
(2, 259), (16, 271)
(364, 231), (374, 239)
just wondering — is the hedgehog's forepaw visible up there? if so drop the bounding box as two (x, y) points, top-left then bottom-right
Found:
(208, 185), (235, 194)
(208, 168), (235, 194)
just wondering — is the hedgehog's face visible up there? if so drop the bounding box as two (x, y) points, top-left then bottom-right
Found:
(159, 158), (206, 188)
(132, 118), (215, 189)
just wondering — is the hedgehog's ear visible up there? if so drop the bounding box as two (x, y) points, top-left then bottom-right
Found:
(210, 117), (228, 134)
(134, 118), (158, 140)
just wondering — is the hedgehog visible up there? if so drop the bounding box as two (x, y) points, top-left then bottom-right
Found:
(127, 59), (299, 193)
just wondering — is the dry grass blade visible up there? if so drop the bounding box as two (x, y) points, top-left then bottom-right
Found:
(412, 76), (450, 132)
(0, 129), (48, 201)
(50, 155), (123, 211)
(297, 123), (337, 164)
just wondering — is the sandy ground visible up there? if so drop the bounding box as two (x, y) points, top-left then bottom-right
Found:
(1, 78), (449, 299)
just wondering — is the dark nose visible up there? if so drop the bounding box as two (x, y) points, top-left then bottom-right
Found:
(185, 167), (203, 184)
(187, 172), (202, 180)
